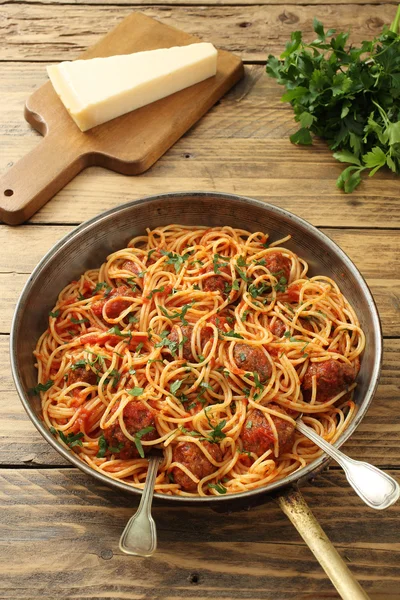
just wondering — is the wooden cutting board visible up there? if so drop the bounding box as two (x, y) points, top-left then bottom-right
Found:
(0, 12), (244, 225)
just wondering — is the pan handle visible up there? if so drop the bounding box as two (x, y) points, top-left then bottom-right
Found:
(278, 488), (370, 600)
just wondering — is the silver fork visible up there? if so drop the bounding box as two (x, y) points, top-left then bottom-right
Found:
(296, 417), (400, 510)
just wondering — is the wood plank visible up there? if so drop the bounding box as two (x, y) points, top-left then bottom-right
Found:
(0, 227), (399, 335)
(1, 0), (398, 5)
(2, 4), (397, 62)
(2, 63), (400, 229)
(1, 333), (399, 467)
(0, 467), (399, 600)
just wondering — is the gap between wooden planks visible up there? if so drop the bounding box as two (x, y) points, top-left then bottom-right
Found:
(2, 4), (398, 62)
(0, 467), (399, 600)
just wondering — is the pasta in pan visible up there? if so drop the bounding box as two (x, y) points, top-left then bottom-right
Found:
(33, 224), (364, 496)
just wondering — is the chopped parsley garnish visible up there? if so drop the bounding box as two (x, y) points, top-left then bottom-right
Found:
(135, 342), (144, 354)
(168, 472), (175, 483)
(284, 331), (299, 343)
(231, 279), (240, 291)
(238, 448), (252, 457)
(223, 330), (244, 339)
(71, 359), (89, 371)
(148, 249), (157, 259)
(49, 309), (60, 318)
(198, 354), (205, 362)
(161, 249), (192, 273)
(208, 482), (227, 494)
(50, 427), (84, 448)
(193, 284), (200, 290)
(246, 420), (253, 430)
(97, 434), (124, 457)
(237, 255), (247, 267)
(179, 426), (203, 438)
(97, 434), (108, 458)
(108, 326), (132, 338)
(127, 278), (137, 292)
(254, 258), (266, 266)
(205, 409), (226, 443)
(129, 315), (139, 323)
(29, 380), (53, 395)
(241, 310), (250, 322)
(274, 276), (287, 293)
(137, 271), (146, 278)
(248, 282), (271, 298)
(133, 426), (155, 458)
(70, 317), (89, 325)
(128, 386), (144, 396)
(159, 302), (194, 326)
(147, 287), (165, 300)
(104, 369), (121, 388)
(213, 253), (229, 274)
(200, 381), (213, 391)
(253, 372), (264, 399)
(77, 292), (86, 301)
(92, 282), (112, 297)
(170, 379), (184, 395)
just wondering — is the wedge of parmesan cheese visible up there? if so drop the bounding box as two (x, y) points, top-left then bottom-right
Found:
(47, 43), (218, 132)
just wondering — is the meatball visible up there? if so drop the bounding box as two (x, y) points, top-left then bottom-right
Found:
(92, 285), (135, 319)
(203, 274), (226, 295)
(171, 441), (222, 492)
(233, 343), (272, 382)
(67, 366), (97, 387)
(241, 405), (295, 457)
(265, 252), (291, 282)
(270, 318), (286, 338)
(165, 325), (194, 361)
(102, 400), (157, 459)
(302, 359), (356, 402)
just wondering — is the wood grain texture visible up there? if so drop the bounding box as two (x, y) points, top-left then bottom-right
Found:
(0, 467), (399, 600)
(2, 0), (398, 5)
(2, 63), (400, 228)
(1, 1), (400, 596)
(2, 4), (396, 62)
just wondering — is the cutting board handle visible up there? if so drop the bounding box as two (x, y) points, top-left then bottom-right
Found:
(0, 132), (85, 225)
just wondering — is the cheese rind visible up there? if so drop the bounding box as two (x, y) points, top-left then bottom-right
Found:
(47, 43), (218, 132)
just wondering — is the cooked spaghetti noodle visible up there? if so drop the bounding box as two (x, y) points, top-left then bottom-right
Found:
(33, 225), (364, 496)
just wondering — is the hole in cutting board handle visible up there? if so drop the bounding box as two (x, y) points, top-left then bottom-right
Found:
(4, 189), (14, 197)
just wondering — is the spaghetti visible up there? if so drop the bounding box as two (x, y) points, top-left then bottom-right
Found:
(33, 224), (365, 496)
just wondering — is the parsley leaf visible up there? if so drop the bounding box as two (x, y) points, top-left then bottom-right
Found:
(205, 409), (226, 443)
(161, 250), (191, 273)
(50, 428), (84, 448)
(128, 387), (144, 396)
(29, 380), (53, 395)
(171, 379), (184, 395)
(49, 309), (60, 318)
(208, 482), (227, 494)
(159, 302), (194, 326)
(133, 426), (155, 458)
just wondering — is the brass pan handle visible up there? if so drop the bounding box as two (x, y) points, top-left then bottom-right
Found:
(278, 488), (370, 600)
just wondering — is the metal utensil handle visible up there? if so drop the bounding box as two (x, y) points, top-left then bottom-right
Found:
(296, 419), (400, 510)
(279, 489), (370, 600)
(119, 456), (162, 557)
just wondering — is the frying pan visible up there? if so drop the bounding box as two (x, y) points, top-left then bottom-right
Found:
(10, 192), (382, 599)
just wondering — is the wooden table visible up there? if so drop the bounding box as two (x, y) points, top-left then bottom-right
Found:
(1, 1), (399, 598)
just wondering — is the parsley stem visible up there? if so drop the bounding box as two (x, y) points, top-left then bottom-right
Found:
(390, 4), (400, 34)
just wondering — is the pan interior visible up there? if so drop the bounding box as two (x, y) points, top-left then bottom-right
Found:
(11, 192), (382, 503)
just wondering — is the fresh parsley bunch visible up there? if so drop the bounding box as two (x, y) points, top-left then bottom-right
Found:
(266, 7), (400, 192)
